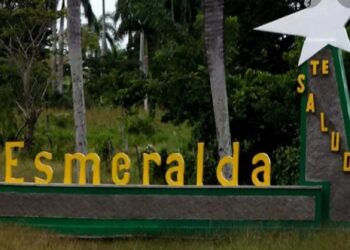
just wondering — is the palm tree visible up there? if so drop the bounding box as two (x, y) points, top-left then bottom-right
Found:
(67, 0), (88, 158)
(57, 0), (65, 94)
(81, 0), (97, 27)
(95, 13), (118, 54)
(101, 0), (107, 55)
(114, 0), (140, 50)
(66, 0), (97, 159)
(114, 0), (150, 112)
(166, 0), (200, 25)
(203, 0), (232, 178)
(171, 0), (175, 21)
(56, 0), (97, 94)
(139, 31), (149, 112)
(51, 0), (58, 91)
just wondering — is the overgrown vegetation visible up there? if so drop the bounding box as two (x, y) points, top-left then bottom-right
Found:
(0, 107), (191, 184)
(0, 226), (350, 250)
(1, 0), (345, 185)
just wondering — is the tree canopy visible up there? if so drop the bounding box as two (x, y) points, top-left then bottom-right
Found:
(0, 0), (337, 184)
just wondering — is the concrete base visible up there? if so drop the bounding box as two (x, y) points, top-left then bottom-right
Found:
(0, 184), (321, 225)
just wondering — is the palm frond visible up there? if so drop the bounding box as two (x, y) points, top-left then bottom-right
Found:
(81, 0), (98, 28)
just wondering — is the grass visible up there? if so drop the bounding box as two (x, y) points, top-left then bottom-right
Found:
(0, 227), (350, 249)
(0, 107), (191, 184)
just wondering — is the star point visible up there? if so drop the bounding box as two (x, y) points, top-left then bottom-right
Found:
(255, 0), (350, 66)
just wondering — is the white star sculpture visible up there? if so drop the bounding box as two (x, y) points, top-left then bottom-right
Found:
(255, 0), (350, 66)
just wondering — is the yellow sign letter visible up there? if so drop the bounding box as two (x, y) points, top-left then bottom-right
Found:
(322, 60), (329, 75)
(320, 112), (329, 133)
(5, 141), (24, 184)
(310, 60), (320, 76)
(166, 153), (185, 186)
(216, 142), (239, 187)
(143, 153), (161, 185)
(64, 153), (101, 185)
(306, 93), (315, 113)
(331, 132), (340, 152)
(251, 153), (271, 187)
(297, 74), (306, 94)
(111, 153), (131, 185)
(34, 151), (53, 184)
(344, 152), (350, 172)
(196, 143), (204, 186)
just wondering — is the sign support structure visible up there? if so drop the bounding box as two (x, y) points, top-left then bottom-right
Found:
(300, 46), (350, 223)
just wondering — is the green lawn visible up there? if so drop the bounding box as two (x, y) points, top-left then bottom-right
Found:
(0, 227), (349, 250)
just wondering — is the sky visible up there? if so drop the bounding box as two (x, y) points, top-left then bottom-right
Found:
(83, 0), (127, 48)
(89, 0), (117, 20)
(57, 0), (126, 48)
(57, 0), (117, 21)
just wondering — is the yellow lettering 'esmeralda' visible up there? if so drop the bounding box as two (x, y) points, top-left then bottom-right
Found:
(1, 141), (272, 187)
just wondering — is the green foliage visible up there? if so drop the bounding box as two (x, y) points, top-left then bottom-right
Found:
(84, 52), (147, 109)
(0, 3), (54, 51)
(224, 0), (308, 73)
(128, 117), (155, 136)
(227, 69), (299, 183)
(81, 26), (100, 56)
(224, 16), (239, 70)
(0, 84), (18, 143)
(28, 107), (191, 184)
(0, 0), (313, 184)
(35, 111), (75, 158)
(166, 0), (201, 26)
(272, 146), (300, 185)
(0, 58), (20, 143)
(0, 1), (55, 150)
(115, 0), (174, 37)
(152, 13), (210, 125)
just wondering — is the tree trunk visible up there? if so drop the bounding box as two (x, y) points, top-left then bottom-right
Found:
(25, 112), (38, 151)
(204, 0), (232, 178)
(51, 2), (58, 91)
(22, 67), (39, 151)
(22, 68), (33, 150)
(171, 0), (175, 22)
(126, 29), (133, 51)
(139, 32), (145, 72)
(139, 31), (149, 113)
(67, 0), (88, 159)
(101, 0), (107, 55)
(57, 0), (65, 94)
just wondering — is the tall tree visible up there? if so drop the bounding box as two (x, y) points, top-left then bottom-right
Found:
(57, 0), (65, 94)
(101, 0), (107, 55)
(81, 0), (97, 27)
(0, 4), (53, 150)
(114, 0), (137, 50)
(93, 13), (118, 55)
(165, 0), (200, 26)
(170, 0), (175, 21)
(67, 0), (88, 157)
(51, 0), (58, 91)
(204, 0), (232, 178)
(114, 0), (173, 112)
(139, 31), (149, 112)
